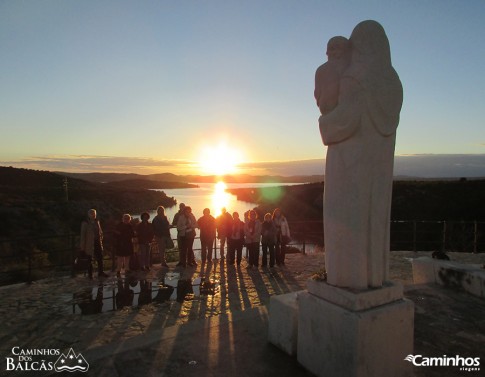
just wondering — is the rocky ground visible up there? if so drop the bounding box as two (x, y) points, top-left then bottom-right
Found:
(1, 251), (484, 376)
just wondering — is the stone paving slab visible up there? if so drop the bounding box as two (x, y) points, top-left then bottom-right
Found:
(84, 306), (313, 377)
(1, 251), (485, 377)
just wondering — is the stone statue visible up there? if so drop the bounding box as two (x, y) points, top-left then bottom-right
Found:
(318, 20), (403, 290)
(314, 36), (351, 115)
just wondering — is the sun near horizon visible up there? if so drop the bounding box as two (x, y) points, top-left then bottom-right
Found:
(197, 141), (245, 177)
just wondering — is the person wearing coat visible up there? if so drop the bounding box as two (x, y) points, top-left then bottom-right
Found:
(227, 212), (245, 266)
(176, 206), (197, 267)
(244, 210), (262, 268)
(152, 206), (171, 267)
(115, 214), (135, 275)
(136, 212), (154, 271)
(197, 208), (216, 264)
(80, 209), (108, 279)
(261, 213), (277, 268)
(273, 208), (291, 266)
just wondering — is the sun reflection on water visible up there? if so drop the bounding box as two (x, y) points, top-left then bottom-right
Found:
(211, 181), (230, 217)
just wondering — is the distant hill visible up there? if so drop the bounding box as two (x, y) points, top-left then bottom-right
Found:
(227, 179), (485, 222)
(60, 172), (182, 183)
(61, 171), (324, 184)
(104, 179), (198, 189)
(0, 166), (177, 239)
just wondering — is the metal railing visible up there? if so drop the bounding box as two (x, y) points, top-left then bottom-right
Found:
(0, 220), (483, 286)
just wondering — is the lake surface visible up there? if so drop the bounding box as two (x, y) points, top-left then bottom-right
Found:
(142, 182), (299, 255)
(148, 182), (298, 223)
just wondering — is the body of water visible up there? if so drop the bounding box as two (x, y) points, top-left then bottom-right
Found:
(142, 182), (299, 256)
(148, 182), (298, 224)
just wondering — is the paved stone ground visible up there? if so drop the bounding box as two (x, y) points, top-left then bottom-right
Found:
(1, 251), (485, 376)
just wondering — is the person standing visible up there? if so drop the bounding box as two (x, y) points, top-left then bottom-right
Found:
(172, 203), (186, 263)
(197, 208), (216, 264)
(216, 207), (232, 260)
(245, 210), (262, 268)
(115, 214), (135, 276)
(273, 208), (290, 266)
(136, 212), (154, 271)
(152, 206), (171, 267)
(261, 213), (277, 268)
(227, 212), (245, 266)
(80, 209), (108, 279)
(177, 206), (197, 267)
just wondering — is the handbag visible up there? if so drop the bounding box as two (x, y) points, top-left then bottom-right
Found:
(165, 237), (175, 249)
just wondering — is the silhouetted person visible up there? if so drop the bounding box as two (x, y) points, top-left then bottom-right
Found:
(80, 209), (108, 279)
(273, 208), (290, 266)
(177, 206), (197, 267)
(216, 207), (233, 259)
(245, 210), (262, 268)
(227, 212), (245, 265)
(153, 206), (171, 267)
(136, 212), (154, 271)
(198, 208), (216, 264)
(261, 213), (277, 268)
(115, 214), (135, 276)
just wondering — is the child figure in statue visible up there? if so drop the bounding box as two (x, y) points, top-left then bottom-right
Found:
(314, 36), (351, 115)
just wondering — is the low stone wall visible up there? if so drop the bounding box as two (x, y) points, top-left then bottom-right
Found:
(412, 257), (485, 298)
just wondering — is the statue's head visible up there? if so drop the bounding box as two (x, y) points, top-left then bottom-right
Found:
(350, 20), (391, 68)
(326, 36), (350, 60)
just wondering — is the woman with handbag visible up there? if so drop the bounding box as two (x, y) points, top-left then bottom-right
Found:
(273, 208), (291, 266)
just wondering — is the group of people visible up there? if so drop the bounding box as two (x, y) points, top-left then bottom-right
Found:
(78, 205), (291, 278)
(171, 203), (291, 269)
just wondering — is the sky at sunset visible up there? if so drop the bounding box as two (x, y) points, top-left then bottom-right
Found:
(1, 1), (484, 176)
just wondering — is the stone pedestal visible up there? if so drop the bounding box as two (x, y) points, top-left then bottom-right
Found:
(298, 280), (414, 377)
(268, 291), (303, 356)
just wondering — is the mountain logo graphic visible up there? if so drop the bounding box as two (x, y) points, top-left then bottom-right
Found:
(54, 348), (89, 373)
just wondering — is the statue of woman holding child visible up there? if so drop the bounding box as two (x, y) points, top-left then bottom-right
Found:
(316, 20), (403, 289)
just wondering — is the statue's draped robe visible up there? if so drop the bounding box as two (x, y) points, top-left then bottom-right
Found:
(319, 30), (403, 289)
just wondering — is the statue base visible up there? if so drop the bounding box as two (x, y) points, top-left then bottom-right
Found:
(297, 280), (414, 377)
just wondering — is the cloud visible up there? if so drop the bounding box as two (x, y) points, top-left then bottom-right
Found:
(239, 159), (325, 176)
(1, 154), (485, 177)
(0, 155), (194, 174)
(394, 154), (485, 178)
(241, 155), (485, 178)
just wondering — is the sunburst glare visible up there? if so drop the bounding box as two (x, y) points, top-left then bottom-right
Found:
(198, 141), (243, 176)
